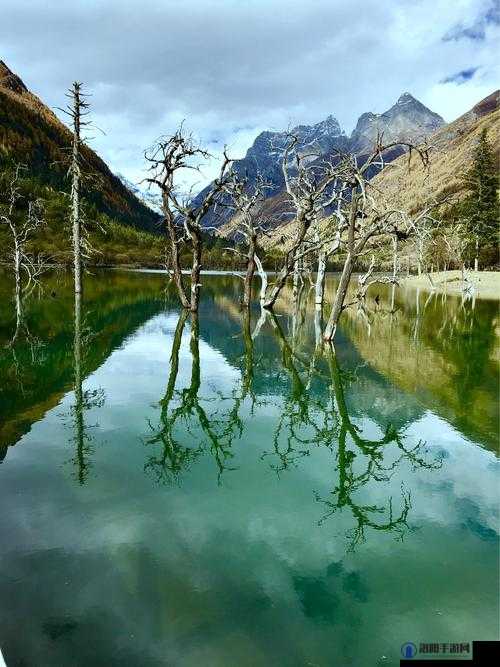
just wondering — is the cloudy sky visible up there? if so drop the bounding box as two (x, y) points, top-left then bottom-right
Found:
(1, 0), (499, 189)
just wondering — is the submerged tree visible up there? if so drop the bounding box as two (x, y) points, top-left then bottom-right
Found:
(0, 164), (45, 328)
(222, 172), (271, 307)
(322, 137), (431, 341)
(261, 134), (347, 310)
(59, 83), (90, 293)
(145, 129), (234, 312)
(56, 82), (101, 294)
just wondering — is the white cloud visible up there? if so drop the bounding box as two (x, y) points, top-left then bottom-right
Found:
(1, 0), (498, 189)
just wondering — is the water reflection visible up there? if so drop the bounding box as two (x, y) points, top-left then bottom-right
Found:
(140, 293), (448, 550)
(146, 311), (239, 484)
(317, 346), (441, 550)
(341, 284), (499, 450)
(0, 270), (166, 454)
(0, 271), (498, 666)
(68, 290), (105, 484)
(258, 310), (442, 548)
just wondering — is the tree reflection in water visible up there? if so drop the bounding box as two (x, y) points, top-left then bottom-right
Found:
(317, 345), (441, 550)
(146, 297), (444, 548)
(69, 291), (105, 485)
(264, 306), (442, 550)
(146, 311), (254, 484)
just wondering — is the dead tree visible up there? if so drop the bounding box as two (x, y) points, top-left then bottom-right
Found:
(222, 173), (270, 307)
(59, 83), (91, 295)
(0, 165), (45, 311)
(314, 230), (327, 307)
(322, 137), (431, 341)
(262, 135), (345, 310)
(313, 187), (348, 309)
(145, 129), (233, 312)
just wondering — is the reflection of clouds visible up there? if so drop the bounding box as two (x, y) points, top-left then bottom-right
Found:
(1, 309), (499, 665)
(405, 411), (499, 532)
(82, 312), (240, 432)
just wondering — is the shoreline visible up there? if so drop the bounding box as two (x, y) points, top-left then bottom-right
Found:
(400, 270), (500, 300)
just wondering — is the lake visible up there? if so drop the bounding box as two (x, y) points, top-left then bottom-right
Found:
(0, 269), (498, 666)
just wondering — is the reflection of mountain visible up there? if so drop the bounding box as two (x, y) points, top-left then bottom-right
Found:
(0, 271), (166, 455)
(1, 275), (497, 667)
(2, 271), (497, 461)
(209, 284), (427, 433)
(220, 277), (498, 452)
(341, 286), (499, 452)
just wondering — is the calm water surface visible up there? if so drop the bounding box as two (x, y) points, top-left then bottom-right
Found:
(0, 270), (498, 666)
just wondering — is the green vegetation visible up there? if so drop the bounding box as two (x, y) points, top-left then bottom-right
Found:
(0, 164), (164, 267)
(444, 129), (499, 268)
(0, 73), (280, 271)
(0, 164), (266, 270)
(0, 83), (159, 233)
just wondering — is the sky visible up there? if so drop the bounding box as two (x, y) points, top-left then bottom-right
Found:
(1, 0), (499, 191)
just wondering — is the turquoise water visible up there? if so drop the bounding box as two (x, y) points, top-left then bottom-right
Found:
(0, 270), (498, 666)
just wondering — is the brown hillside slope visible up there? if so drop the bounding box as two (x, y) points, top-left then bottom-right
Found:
(221, 91), (499, 251)
(372, 90), (500, 213)
(0, 60), (159, 233)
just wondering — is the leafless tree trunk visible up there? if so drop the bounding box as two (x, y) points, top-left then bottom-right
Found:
(145, 129), (233, 312)
(392, 234), (398, 281)
(1, 165), (45, 303)
(62, 82), (91, 295)
(262, 135), (344, 310)
(71, 84), (82, 294)
(323, 188), (361, 341)
(323, 136), (432, 341)
(243, 230), (257, 306)
(314, 245), (327, 308)
(254, 252), (268, 307)
(324, 251), (354, 341)
(222, 173), (270, 307)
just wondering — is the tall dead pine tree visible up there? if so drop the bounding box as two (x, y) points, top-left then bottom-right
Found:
(62, 82), (90, 295)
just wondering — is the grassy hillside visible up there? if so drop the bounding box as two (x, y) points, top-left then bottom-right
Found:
(0, 60), (160, 233)
(0, 61), (246, 269)
(373, 90), (499, 214)
(0, 60), (173, 266)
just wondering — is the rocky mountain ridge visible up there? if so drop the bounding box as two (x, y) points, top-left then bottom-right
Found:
(195, 92), (445, 228)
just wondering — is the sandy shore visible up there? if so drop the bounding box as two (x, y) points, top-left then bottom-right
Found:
(401, 270), (500, 299)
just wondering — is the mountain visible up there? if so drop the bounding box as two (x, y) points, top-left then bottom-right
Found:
(232, 114), (349, 191)
(372, 90), (499, 215)
(221, 90), (498, 251)
(349, 92), (444, 153)
(198, 92), (445, 229)
(191, 114), (349, 225)
(0, 60), (160, 234)
(117, 174), (162, 213)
